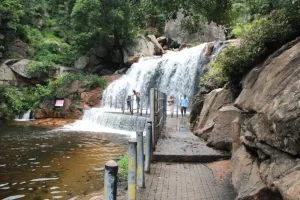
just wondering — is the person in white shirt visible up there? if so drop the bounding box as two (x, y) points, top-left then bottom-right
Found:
(180, 95), (189, 117)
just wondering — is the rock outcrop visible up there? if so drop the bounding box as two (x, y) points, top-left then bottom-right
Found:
(123, 35), (163, 63)
(165, 11), (225, 45)
(231, 38), (300, 199)
(193, 87), (239, 151)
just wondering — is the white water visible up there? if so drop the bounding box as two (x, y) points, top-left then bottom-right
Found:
(60, 108), (147, 136)
(102, 42), (223, 107)
(15, 110), (33, 121)
(63, 42), (223, 134)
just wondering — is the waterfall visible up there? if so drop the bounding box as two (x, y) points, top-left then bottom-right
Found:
(102, 42), (223, 108)
(63, 42), (224, 134)
(15, 110), (34, 121)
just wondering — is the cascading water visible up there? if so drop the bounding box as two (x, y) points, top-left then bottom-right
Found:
(63, 42), (224, 134)
(102, 42), (224, 108)
(15, 110), (34, 121)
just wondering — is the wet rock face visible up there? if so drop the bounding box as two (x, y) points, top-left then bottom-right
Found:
(231, 38), (300, 200)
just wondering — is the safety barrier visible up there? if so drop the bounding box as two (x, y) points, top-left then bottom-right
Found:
(103, 88), (167, 200)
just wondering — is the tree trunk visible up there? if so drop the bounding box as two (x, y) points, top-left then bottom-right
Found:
(114, 31), (124, 70)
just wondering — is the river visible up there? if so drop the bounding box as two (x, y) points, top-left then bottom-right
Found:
(0, 120), (127, 200)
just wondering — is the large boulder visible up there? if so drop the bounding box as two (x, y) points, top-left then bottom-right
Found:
(0, 60), (18, 86)
(123, 35), (163, 63)
(194, 87), (234, 134)
(207, 105), (242, 151)
(193, 87), (237, 151)
(9, 59), (33, 78)
(74, 56), (89, 70)
(164, 11), (225, 45)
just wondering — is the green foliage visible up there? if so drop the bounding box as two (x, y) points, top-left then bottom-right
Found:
(27, 61), (57, 78)
(118, 154), (128, 181)
(71, 0), (137, 54)
(0, 74), (106, 119)
(0, 86), (35, 119)
(203, 1), (300, 87)
(0, 0), (24, 30)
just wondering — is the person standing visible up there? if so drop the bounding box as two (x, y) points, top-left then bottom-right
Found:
(168, 96), (175, 118)
(133, 90), (140, 113)
(180, 95), (189, 117)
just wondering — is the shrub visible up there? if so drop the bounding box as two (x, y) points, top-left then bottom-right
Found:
(118, 154), (128, 181)
(203, 8), (298, 88)
(27, 61), (57, 78)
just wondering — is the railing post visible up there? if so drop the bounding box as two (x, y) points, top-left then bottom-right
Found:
(128, 139), (137, 200)
(104, 160), (118, 200)
(122, 96), (125, 114)
(110, 96), (113, 108)
(176, 96), (179, 118)
(154, 89), (159, 145)
(140, 96), (143, 116)
(145, 121), (152, 172)
(131, 95), (134, 115)
(150, 89), (155, 146)
(136, 131), (145, 188)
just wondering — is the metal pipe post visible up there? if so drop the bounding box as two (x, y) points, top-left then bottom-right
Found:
(140, 96), (143, 116)
(136, 131), (145, 188)
(128, 139), (137, 200)
(104, 160), (118, 200)
(154, 89), (159, 144)
(110, 96), (112, 108)
(176, 96), (179, 118)
(131, 95), (134, 115)
(145, 121), (152, 172)
(150, 89), (155, 146)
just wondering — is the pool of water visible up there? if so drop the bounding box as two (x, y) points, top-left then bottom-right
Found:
(0, 121), (128, 200)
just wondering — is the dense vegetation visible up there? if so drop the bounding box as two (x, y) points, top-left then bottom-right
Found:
(0, 74), (105, 119)
(1, 0), (299, 118)
(203, 0), (300, 88)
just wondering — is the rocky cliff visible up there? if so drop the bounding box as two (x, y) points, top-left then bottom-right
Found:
(192, 37), (300, 199)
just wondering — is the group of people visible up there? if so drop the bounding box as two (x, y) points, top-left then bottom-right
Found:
(126, 90), (189, 117)
(168, 95), (189, 118)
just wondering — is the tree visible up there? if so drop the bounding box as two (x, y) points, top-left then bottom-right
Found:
(0, 0), (24, 31)
(71, 0), (137, 68)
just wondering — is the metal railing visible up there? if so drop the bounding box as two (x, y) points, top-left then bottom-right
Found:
(103, 88), (167, 200)
(102, 95), (150, 116)
(150, 88), (167, 146)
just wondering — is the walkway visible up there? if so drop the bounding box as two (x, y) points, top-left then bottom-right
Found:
(153, 117), (230, 162)
(137, 116), (236, 200)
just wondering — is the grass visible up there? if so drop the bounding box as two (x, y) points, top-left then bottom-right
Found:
(118, 154), (129, 181)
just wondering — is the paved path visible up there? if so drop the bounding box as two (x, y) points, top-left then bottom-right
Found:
(137, 162), (236, 200)
(153, 117), (230, 162)
(137, 116), (236, 200)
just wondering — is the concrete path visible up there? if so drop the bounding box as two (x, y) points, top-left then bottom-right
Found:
(137, 116), (236, 200)
(137, 162), (236, 200)
(153, 117), (231, 162)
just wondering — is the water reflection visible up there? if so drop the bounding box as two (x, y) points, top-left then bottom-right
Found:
(0, 121), (127, 200)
